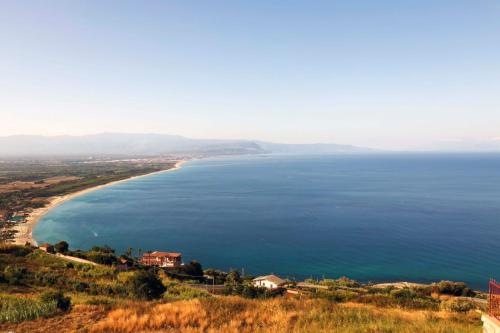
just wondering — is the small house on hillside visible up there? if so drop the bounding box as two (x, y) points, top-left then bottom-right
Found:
(141, 251), (182, 268)
(39, 243), (54, 253)
(253, 274), (286, 289)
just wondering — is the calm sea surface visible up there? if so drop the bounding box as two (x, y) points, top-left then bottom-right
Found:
(34, 154), (500, 289)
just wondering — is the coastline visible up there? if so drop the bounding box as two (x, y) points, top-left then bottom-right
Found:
(13, 160), (187, 246)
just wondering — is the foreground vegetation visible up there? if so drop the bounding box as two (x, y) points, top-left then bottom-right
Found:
(1, 297), (482, 333)
(0, 294), (58, 324)
(89, 297), (481, 333)
(0, 243), (486, 332)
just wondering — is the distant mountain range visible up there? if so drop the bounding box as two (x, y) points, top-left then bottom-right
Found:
(0, 133), (372, 157)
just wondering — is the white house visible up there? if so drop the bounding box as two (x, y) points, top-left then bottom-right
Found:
(253, 274), (286, 289)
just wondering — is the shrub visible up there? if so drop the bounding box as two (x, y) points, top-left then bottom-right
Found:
(27, 250), (66, 268)
(182, 261), (204, 278)
(317, 289), (358, 302)
(69, 247), (118, 265)
(367, 286), (394, 294)
(3, 265), (26, 285)
(433, 281), (475, 297)
(414, 286), (433, 297)
(390, 288), (417, 300)
(40, 291), (71, 311)
(241, 285), (258, 298)
(34, 270), (65, 287)
(357, 293), (438, 310)
(163, 282), (211, 301)
(204, 268), (227, 284)
(357, 294), (396, 307)
(117, 271), (136, 283)
(224, 282), (284, 299)
(54, 241), (69, 254)
(77, 265), (116, 279)
(88, 282), (122, 296)
(225, 269), (242, 286)
(126, 270), (166, 300)
(90, 245), (115, 254)
(440, 299), (476, 313)
(85, 251), (117, 265)
(320, 277), (360, 288)
(71, 281), (90, 292)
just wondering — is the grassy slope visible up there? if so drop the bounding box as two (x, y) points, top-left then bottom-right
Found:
(0, 248), (484, 333)
(2, 297), (482, 333)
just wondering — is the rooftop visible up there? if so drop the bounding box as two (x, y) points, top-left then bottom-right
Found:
(143, 251), (182, 258)
(253, 274), (286, 285)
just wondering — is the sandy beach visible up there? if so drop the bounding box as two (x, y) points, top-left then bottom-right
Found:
(13, 160), (187, 246)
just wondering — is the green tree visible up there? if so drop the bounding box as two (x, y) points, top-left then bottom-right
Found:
(126, 270), (166, 300)
(183, 261), (203, 277)
(242, 285), (258, 298)
(204, 268), (226, 284)
(54, 241), (69, 254)
(433, 281), (475, 297)
(91, 245), (115, 253)
(226, 269), (241, 286)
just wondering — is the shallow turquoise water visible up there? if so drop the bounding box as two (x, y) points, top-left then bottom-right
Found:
(34, 154), (500, 289)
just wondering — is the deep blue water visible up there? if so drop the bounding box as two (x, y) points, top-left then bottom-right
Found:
(34, 154), (500, 289)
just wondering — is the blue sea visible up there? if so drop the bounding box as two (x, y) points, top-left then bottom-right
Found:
(34, 154), (500, 289)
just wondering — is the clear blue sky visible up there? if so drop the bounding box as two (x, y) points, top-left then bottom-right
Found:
(1, 1), (499, 149)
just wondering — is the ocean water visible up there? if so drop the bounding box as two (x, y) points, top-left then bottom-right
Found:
(34, 154), (500, 289)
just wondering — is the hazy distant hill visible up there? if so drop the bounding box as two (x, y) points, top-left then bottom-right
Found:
(257, 141), (373, 154)
(0, 133), (369, 157)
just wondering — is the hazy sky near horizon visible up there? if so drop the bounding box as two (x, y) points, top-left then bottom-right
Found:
(1, 1), (499, 150)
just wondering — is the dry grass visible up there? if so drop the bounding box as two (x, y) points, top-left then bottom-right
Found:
(0, 304), (108, 333)
(87, 296), (482, 333)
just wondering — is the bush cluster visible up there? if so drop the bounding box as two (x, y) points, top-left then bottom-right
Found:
(125, 270), (166, 300)
(3, 265), (27, 285)
(440, 299), (476, 313)
(163, 281), (211, 301)
(40, 291), (71, 311)
(68, 245), (118, 265)
(432, 281), (475, 297)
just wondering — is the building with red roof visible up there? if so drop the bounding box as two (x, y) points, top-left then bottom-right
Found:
(141, 251), (182, 268)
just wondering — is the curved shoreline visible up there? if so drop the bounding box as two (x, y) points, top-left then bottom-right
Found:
(13, 160), (187, 246)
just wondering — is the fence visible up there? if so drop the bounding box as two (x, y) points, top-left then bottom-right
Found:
(489, 279), (500, 319)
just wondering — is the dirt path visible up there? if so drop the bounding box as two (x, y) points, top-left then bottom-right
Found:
(53, 253), (99, 266)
